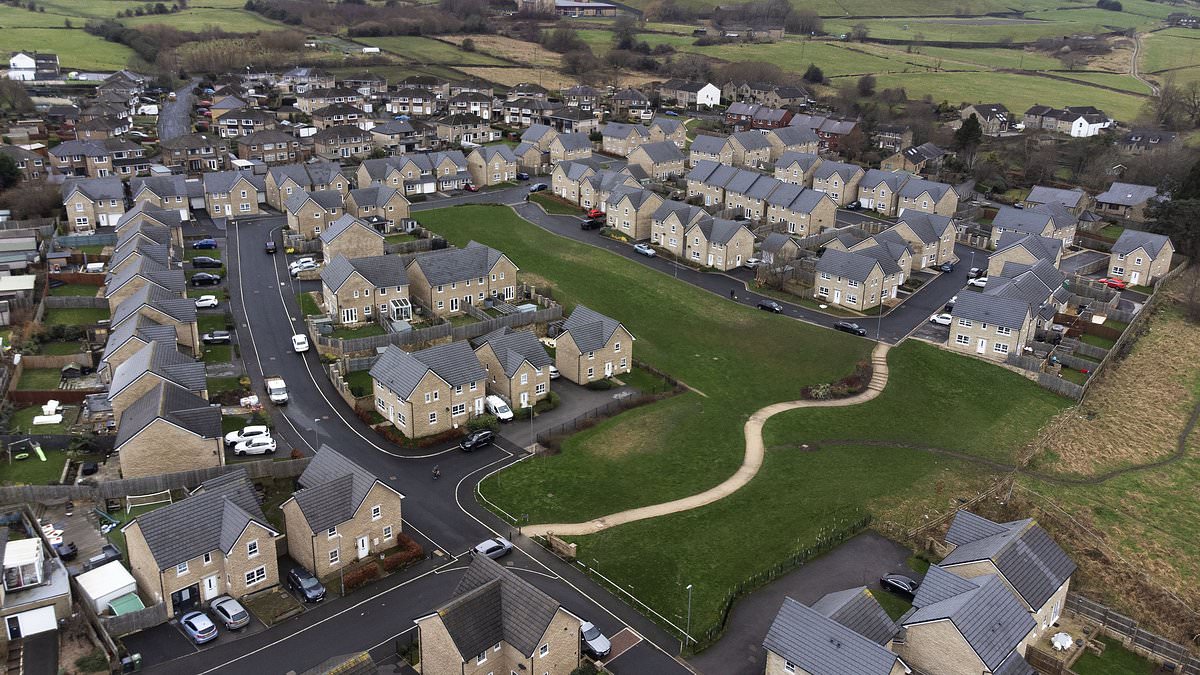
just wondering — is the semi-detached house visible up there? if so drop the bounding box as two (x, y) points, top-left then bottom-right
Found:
(405, 242), (517, 318)
(811, 161), (864, 207)
(320, 254), (412, 326)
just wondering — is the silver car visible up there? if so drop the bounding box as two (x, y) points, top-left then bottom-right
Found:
(210, 596), (250, 630)
(474, 536), (513, 559)
(581, 620), (612, 658)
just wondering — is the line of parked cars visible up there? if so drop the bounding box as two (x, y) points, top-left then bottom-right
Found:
(224, 425), (277, 456)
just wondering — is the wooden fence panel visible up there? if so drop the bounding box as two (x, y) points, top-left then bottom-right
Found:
(44, 295), (106, 309)
(1037, 372), (1084, 400)
(100, 602), (168, 637)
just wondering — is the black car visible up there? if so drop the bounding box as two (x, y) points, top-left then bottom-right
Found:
(265, 241), (277, 254)
(191, 238), (217, 249)
(515, 172), (530, 180)
(287, 566), (326, 603)
(757, 300), (783, 313)
(191, 256), (222, 268)
(203, 330), (232, 345)
(580, 218), (603, 231)
(834, 321), (867, 336)
(528, 183), (548, 193)
(844, 201), (862, 211)
(460, 428), (496, 452)
(937, 262), (955, 273)
(880, 573), (920, 599)
(190, 272), (222, 286)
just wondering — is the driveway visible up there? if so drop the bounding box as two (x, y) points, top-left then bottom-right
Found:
(499, 379), (635, 448)
(1060, 250), (1107, 275)
(688, 532), (914, 675)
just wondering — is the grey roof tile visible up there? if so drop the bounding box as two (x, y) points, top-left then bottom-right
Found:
(816, 248), (882, 283)
(116, 203), (183, 230)
(776, 151), (820, 172)
(809, 587), (899, 645)
(101, 315), (176, 366)
(730, 130), (771, 151)
(439, 555), (563, 659)
(904, 574), (1035, 671)
(131, 175), (188, 200)
(1112, 229), (1171, 258)
(63, 176), (124, 201)
(293, 445), (395, 533)
(601, 122), (649, 139)
(695, 217), (751, 246)
(768, 126), (819, 147)
(912, 565), (980, 608)
(942, 511), (1076, 609)
(110, 283), (195, 326)
(320, 215), (380, 244)
(951, 291), (1030, 330)
(561, 305), (626, 353)
(1026, 186), (1085, 209)
(899, 177), (953, 201)
(115, 381), (220, 447)
(551, 133), (591, 152)
(763, 597), (903, 675)
(814, 160), (861, 183)
(1095, 182), (1158, 207)
(108, 340), (207, 401)
(473, 327), (553, 377)
(689, 135), (727, 156)
(370, 342), (485, 399)
(407, 241), (510, 286)
(896, 212), (953, 245)
(634, 140), (684, 164)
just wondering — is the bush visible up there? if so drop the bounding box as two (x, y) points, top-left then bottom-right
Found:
(342, 564), (380, 592)
(382, 533), (424, 571)
(75, 651), (109, 673)
(586, 379), (613, 390)
(467, 414), (499, 431)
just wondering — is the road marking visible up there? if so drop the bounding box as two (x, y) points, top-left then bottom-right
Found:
(602, 627), (643, 664)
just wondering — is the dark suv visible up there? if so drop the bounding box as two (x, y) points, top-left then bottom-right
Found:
(580, 219), (603, 231)
(460, 428), (495, 452)
(287, 566), (326, 603)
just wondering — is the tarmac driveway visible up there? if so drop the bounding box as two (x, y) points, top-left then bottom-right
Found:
(688, 532), (914, 675)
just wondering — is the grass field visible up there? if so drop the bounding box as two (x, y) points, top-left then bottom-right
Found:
(16, 368), (62, 391)
(530, 193), (580, 215)
(1140, 27), (1200, 74)
(1055, 70), (1154, 94)
(43, 307), (110, 327)
(123, 7), (285, 31)
(0, 447), (66, 486)
(1072, 636), (1157, 675)
(914, 45), (1063, 71)
(49, 284), (101, 297)
(8, 405), (75, 435)
(359, 36), (508, 66)
(1, 28), (135, 70)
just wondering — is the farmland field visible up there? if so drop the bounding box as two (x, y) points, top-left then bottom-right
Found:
(1140, 27), (1200, 74)
(123, 8), (286, 32)
(1056, 70), (1154, 94)
(358, 36), (509, 65)
(1, 28), (135, 70)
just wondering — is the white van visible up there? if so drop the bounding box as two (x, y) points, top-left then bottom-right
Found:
(485, 395), (513, 422)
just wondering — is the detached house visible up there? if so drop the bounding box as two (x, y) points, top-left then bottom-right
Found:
(123, 471), (280, 617)
(626, 140), (686, 180)
(520, 124), (558, 152)
(547, 133), (592, 164)
(960, 103), (1010, 135)
(889, 212), (957, 269)
(473, 327), (554, 409)
(666, 217), (756, 270)
(604, 186), (664, 241)
(203, 171), (262, 219)
(285, 190), (344, 240)
(880, 142), (948, 175)
(466, 145), (517, 187)
(370, 342), (487, 439)
(160, 133), (226, 174)
(0, 145), (45, 181)
(131, 175), (190, 222)
(856, 170), (909, 216)
(811, 161), (864, 207)
(236, 130), (309, 165)
(727, 131), (773, 169)
(62, 177), (126, 230)
(282, 446), (405, 579)
(648, 117), (687, 148)
(949, 260), (1067, 361)
(579, 169), (640, 210)
(898, 178), (958, 217)
(600, 122), (649, 156)
(320, 215), (385, 261)
(551, 161), (595, 204)
(321, 254), (411, 326)
(990, 205), (1077, 248)
(987, 233), (1063, 278)
(312, 103), (368, 130)
(763, 591), (908, 675)
(1108, 230), (1174, 286)
(415, 555), (582, 675)
(815, 247), (900, 312)
(345, 186), (410, 231)
(555, 305), (633, 385)
(763, 126), (820, 162)
(773, 151), (822, 188)
(313, 125), (374, 160)
(115, 382), (222, 479)
(688, 134), (733, 167)
(1023, 185), (1090, 214)
(264, 161), (349, 210)
(405, 241), (518, 317)
(649, 200), (708, 249)
(1094, 182), (1161, 223)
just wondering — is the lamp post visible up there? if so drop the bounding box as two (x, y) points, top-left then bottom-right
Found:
(685, 583), (693, 653)
(312, 418), (321, 451)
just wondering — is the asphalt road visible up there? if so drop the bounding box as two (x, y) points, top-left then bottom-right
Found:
(157, 81), (196, 142)
(138, 215), (691, 675)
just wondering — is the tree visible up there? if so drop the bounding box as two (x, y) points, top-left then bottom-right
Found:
(461, 37), (475, 52)
(0, 156), (19, 191)
(1147, 198), (1200, 258)
(856, 74), (876, 97)
(543, 27), (586, 54)
(613, 14), (639, 50)
(785, 8), (821, 35)
(953, 114), (983, 169)
(849, 22), (868, 41)
(0, 180), (59, 219)
(1176, 157), (1200, 201)
(0, 81), (34, 114)
(802, 63), (824, 84)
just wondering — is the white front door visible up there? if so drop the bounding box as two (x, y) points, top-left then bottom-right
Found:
(604, 361), (613, 377)
(707, 254), (714, 266)
(520, 391), (529, 408)
(203, 575), (219, 601)
(833, 289), (842, 304)
(474, 397), (484, 415)
(1130, 270), (1140, 284)
(976, 338), (987, 354)
(356, 535), (369, 560)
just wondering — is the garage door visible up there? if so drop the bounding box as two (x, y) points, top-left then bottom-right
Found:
(5, 606), (57, 639)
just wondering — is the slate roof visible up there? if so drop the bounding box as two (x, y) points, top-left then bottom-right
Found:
(904, 574), (1035, 671)
(101, 314), (177, 366)
(941, 511), (1076, 610)
(551, 133), (591, 152)
(814, 160), (862, 183)
(688, 135), (727, 156)
(602, 122), (649, 139)
(899, 177), (953, 201)
(436, 555), (564, 660)
(860, 169), (910, 191)
(694, 217), (751, 246)
(760, 232), (798, 255)
(1095, 182), (1159, 207)
(633, 140), (684, 164)
(473, 327), (553, 377)
(730, 130), (771, 151)
(286, 189), (341, 215)
(607, 186), (659, 210)
(993, 653), (1037, 675)
(769, 126), (819, 147)
(109, 340), (207, 401)
(852, 244), (903, 276)
(896, 212), (953, 244)
(912, 564), (980, 608)
(653, 199), (707, 226)
(520, 124), (555, 144)
(951, 291), (1030, 330)
(993, 207), (1055, 236)
(776, 151), (821, 172)
(809, 587), (899, 645)
(116, 381), (221, 447)
(292, 446), (395, 533)
(561, 305), (627, 353)
(649, 117), (683, 136)
(348, 186), (402, 209)
(63, 177), (124, 202)
(116, 202), (183, 231)
(816, 248), (883, 283)
(109, 239), (169, 271)
(472, 145), (517, 164)
(203, 170), (259, 196)
(131, 175), (187, 200)
(110, 283), (196, 326)
(408, 241), (509, 286)
(994, 233), (1062, 262)
(106, 257), (185, 297)
(370, 342), (486, 399)
(1026, 186), (1085, 209)
(322, 254), (407, 291)
(900, 142), (946, 164)
(129, 470), (273, 569)
(1112, 229), (1172, 258)
(686, 161), (740, 188)
(763, 597), (904, 675)
(320, 215), (380, 244)
(773, 188), (831, 216)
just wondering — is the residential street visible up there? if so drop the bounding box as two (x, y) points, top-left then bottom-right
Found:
(157, 81), (196, 141)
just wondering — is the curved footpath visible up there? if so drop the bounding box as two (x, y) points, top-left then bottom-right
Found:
(524, 342), (892, 537)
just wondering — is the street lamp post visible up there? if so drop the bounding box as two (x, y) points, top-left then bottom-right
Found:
(685, 583), (693, 653)
(312, 418), (321, 451)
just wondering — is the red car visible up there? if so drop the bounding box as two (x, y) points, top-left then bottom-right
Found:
(464, 184), (480, 192)
(1099, 277), (1128, 289)
(585, 208), (604, 219)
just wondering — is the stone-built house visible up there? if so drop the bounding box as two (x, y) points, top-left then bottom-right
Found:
(264, 162), (348, 211)
(386, 87), (437, 118)
(115, 382), (223, 479)
(648, 117), (686, 148)
(880, 143), (948, 175)
(649, 200), (708, 249)
(313, 125), (374, 160)
(579, 170), (640, 210)
(100, 314), (179, 378)
(724, 172), (785, 222)
(684, 160), (740, 208)
(555, 305), (633, 385)
(611, 88), (652, 120)
(1094, 182), (1160, 223)
(434, 113), (498, 146)
(666, 217), (756, 270)
(875, 123), (914, 153)
(889, 212), (957, 270)
(759, 232), (801, 266)
(847, 237), (914, 285)
(898, 178), (958, 217)
(344, 186), (410, 231)
(688, 134), (733, 167)
(1118, 128), (1180, 155)
(763, 126), (820, 162)
(203, 171), (262, 220)
(550, 161), (595, 204)
(109, 284), (199, 357)
(600, 122), (649, 156)
(0, 144), (45, 182)
(948, 260), (1067, 361)
(131, 175), (190, 222)
(856, 170), (909, 216)
(62, 177), (126, 230)
(104, 256), (185, 312)
(321, 254), (411, 326)
(236, 130), (310, 165)
(987, 233), (1063, 278)
(473, 327), (554, 409)
(107, 237), (170, 283)
(405, 242), (518, 318)
(112, 218), (176, 261)
(296, 87), (365, 115)
(312, 103), (368, 130)
(115, 204), (184, 248)
(545, 107), (599, 136)
(658, 80), (720, 108)
(815, 247), (900, 311)
(563, 84), (603, 111)
(285, 189), (344, 240)
(215, 107), (274, 139)
(626, 141), (686, 180)
(1024, 186), (1091, 215)
(281, 446), (405, 580)
(773, 151), (822, 188)
(604, 186), (664, 241)
(415, 555), (582, 675)
(108, 340), (207, 421)
(762, 591), (909, 675)
(49, 140), (116, 178)
(320, 215), (385, 261)
(122, 471), (280, 617)
(448, 91), (495, 120)
(960, 103), (1010, 135)
(547, 133), (592, 164)
(513, 142), (547, 174)
(520, 124), (558, 152)
(989, 205), (1077, 248)
(764, 183), (838, 236)
(811, 161), (864, 207)
(1108, 230), (1174, 286)
(466, 146), (517, 187)
(356, 152), (470, 196)
(370, 342), (487, 439)
(160, 133), (226, 174)
(370, 119), (429, 155)
(727, 130), (773, 169)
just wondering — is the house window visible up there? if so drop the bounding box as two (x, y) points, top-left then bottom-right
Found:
(784, 661), (796, 674)
(846, 294), (857, 305)
(819, 272), (831, 280)
(245, 566), (267, 587)
(330, 549), (340, 565)
(955, 334), (971, 345)
(586, 367), (594, 379)
(958, 318), (973, 328)
(328, 526), (337, 538)
(371, 504), (382, 520)
(994, 343), (1010, 355)
(203, 553), (212, 565)
(476, 652), (488, 665)
(1111, 266), (1124, 275)
(847, 280), (859, 288)
(535, 383), (547, 394)
(470, 382), (477, 391)
(1135, 257), (1144, 265)
(587, 351), (595, 360)
(424, 392), (432, 404)
(176, 562), (189, 576)
(383, 525), (393, 540)
(539, 645), (549, 658)
(997, 326), (1012, 336)
(614, 342), (621, 352)
(452, 403), (466, 416)
(247, 540), (259, 558)
(429, 411), (438, 425)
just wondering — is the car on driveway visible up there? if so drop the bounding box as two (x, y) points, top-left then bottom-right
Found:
(464, 184), (480, 192)
(633, 243), (656, 257)
(879, 573), (920, 599)
(288, 257), (316, 274)
(474, 537), (513, 559)
(287, 566), (326, 603)
(192, 238), (217, 249)
(844, 201), (862, 211)
(485, 395), (513, 422)
(195, 295), (219, 309)
(528, 183), (547, 193)
(190, 272), (221, 286)
(968, 276), (988, 288)
(968, 267), (985, 279)
(1099, 277), (1128, 289)
(937, 261), (955, 273)
(225, 425), (269, 447)
(291, 334), (310, 353)
(743, 257), (762, 269)
(580, 218), (603, 230)
(210, 596), (250, 631)
(515, 172), (530, 180)
(757, 299), (783, 313)
(834, 321), (866, 336)
(191, 256), (222, 268)
(180, 611), (218, 645)
(290, 260), (319, 276)
(233, 436), (276, 456)
(580, 621), (612, 659)
(929, 313), (953, 326)
(203, 330), (232, 345)
(585, 208), (604, 219)
(460, 428), (495, 452)
(548, 365), (560, 379)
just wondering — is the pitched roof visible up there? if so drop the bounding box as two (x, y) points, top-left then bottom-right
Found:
(899, 177), (953, 201)
(348, 185), (403, 209)
(904, 574), (1035, 671)
(63, 176), (124, 202)
(407, 241), (510, 286)
(551, 132), (591, 152)
(763, 597), (904, 675)
(768, 126), (819, 147)
(653, 199), (707, 226)
(101, 314), (177, 366)
(471, 145), (517, 164)
(110, 282), (196, 326)
(520, 124), (555, 144)
(951, 291), (1030, 330)
(115, 381), (220, 447)
(994, 233), (1062, 262)
(109, 340), (207, 401)
(776, 151), (821, 172)
(761, 232), (798, 254)
(129, 470), (274, 569)
(370, 342), (486, 399)
(1026, 185), (1085, 209)
(694, 217), (752, 246)
(896, 212), (953, 244)
(116, 202), (183, 231)
(561, 305), (628, 353)
(730, 130), (771, 151)
(321, 254), (407, 291)
(649, 117), (683, 135)
(131, 175), (187, 199)
(1112, 229), (1172, 258)
(473, 327), (553, 377)
(993, 206), (1054, 236)
(814, 160), (862, 183)
(809, 587), (899, 645)
(688, 134), (727, 156)
(435, 555), (564, 659)
(320, 215), (380, 244)
(105, 256), (185, 297)
(633, 140), (684, 164)
(816, 248), (883, 282)
(860, 169), (910, 191)
(1095, 182), (1159, 207)
(912, 564), (981, 608)
(203, 170), (258, 195)
(292, 446), (395, 533)
(601, 122), (649, 139)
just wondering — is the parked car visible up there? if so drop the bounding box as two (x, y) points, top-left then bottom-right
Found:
(580, 218), (603, 230)
(288, 257), (316, 274)
(210, 596), (250, 631)
(833, 321), (866, 336)
(464, 184), (480, 192)
(585, 208), (604, 219)
(203, 330), (232, 345)
(757, 300), (783, 313)
(548, 365), (560, 379)
(225, 425), (269, 447)
(879, 573), (920, 599)
(664, 110), (679, 116)
(287, 566), (326, 603)
(633, 243), (656, 257)
(485, 395), (513, 422)
(743, 257), (762, 269)
(474, 536), (513, 559)
(929, 313), (953, 326)
(844, 201), (862, 211)
(580, 621), (612, 659)
(192, 256), (222, 269)
(944, 295), (957, 312)
(515, 172), (530, 181)
(968, 276), (988, 288)
(195, 295), (219, 309)
(460, 428), (495, 452)
(265, 241), (277, 254)
(291, 260), (319, 276)
(937, 262), (955, 273)
(192, 238), (218, 249)
(190, 272), (222, 286)
(1099, 277), (1128, 290)
(234, 436), (276, 456)
(291, 334), (310, 353)
(528, 183), (548, 193)
(968, 267), (985, 279)
(180, 611), (219, 645)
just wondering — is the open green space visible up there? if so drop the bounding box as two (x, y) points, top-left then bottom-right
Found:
(913, 45), (1062, 71)
(358, 36), (507, 65)
(17, 368), (63, 391)
(530, 193), (581, 215)
(0, 448), (66, 486)
(49, 284), (101, 297)
(618, 365), (673, 395)
(123, 7), (286, 31)
(1054, 71), (1154, 95)
(299, 292), (321, 317)
(1140, 27), (1200, 73)
(0, 28), (135, 70)
(1072, 636), (1157, 675)
(206, 376), (244, 398)
(42, 307), (109, 327)
(1082, 333), (1117, 349)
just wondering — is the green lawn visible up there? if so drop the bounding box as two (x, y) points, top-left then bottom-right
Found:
(344, 369), (374, 397)
(1082, 333), (1117, 349)
(872, 588), (913, 621)
(1141, 27), (1200, 73)
(358, 36), (507, 65)
(199, 344), (232, 364)
(17, 368), (62, 391)
(618, 366), (673, 395)
(385, 233), (418, 244)
(0, 448), (67, 486)
(38, 341), (87, 356)
(299, 292), (321, 317)
(207, 376), (245, 398)
(531, 193), (582, 215)
(1055, 71), (1154, 95)
(123, 7), (286, 31)
(330, 324), (386, 339)
(49, 284), (101, 297)
(0, 28), (134, 70)
(42, 307), (108, 327)
(185, 249), (222, 261)
(197, 314), (228, 335)
(1072, 636), (1157, 675)
(7, 405), (74, 434)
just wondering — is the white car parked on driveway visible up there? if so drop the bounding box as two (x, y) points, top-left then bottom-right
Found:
(233, 436), (276, 456)
(224, 425), (270, 447)
(194, 294), (219, 309)
(929, 313), (953, 326)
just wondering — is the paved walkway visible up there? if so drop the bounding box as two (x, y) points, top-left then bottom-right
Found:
(524, 343), (892, 537)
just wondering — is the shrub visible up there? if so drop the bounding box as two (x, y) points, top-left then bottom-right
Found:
(290, 448), (304, 459)
(383, 533), (424, 571)
(342, 563), (380, 592)
(75, 651), (109, 673)
(586, 379), (613, 390)
(467, 414), (499, 431)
